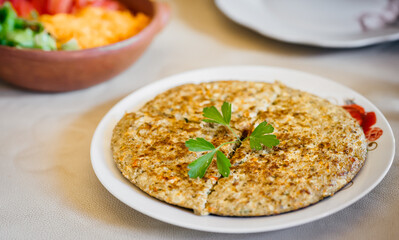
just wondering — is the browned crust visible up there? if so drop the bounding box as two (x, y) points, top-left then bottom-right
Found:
(111, 81), (367, 216)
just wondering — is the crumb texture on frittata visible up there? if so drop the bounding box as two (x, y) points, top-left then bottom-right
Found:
(111, 81), (367, 216)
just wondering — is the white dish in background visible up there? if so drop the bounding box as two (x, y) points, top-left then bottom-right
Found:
(215, 0), (399, 48)
(90, 66), (395, 233)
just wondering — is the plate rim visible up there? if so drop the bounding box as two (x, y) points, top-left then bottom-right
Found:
(215, 0), (399, 48)
(90, 65), (395, 233)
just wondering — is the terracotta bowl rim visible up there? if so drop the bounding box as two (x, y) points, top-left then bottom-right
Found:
(0, 0), (166, 59)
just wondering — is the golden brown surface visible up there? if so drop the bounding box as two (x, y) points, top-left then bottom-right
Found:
(111, 112), (237, 215)
(206, 85), (367, 216)
(140, 81), (279, 131)
(111, 81), (367, 216)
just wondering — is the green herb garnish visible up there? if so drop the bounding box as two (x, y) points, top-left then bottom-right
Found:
(185, 102), (279, 178)
(249, 121), (280, 150)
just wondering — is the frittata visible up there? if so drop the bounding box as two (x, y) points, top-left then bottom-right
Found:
(111, 81), (367, 216)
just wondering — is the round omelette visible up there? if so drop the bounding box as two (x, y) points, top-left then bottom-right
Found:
(111, 81), (367, 216)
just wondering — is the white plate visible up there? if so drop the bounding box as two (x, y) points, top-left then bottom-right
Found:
(90, 66), (395, 233)
(215, 0), (399, 48)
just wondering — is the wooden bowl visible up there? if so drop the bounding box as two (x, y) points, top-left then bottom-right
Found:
(0, 0), (170, 92)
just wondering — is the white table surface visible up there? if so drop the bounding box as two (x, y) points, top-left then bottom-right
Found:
(1, 0), (398, 239)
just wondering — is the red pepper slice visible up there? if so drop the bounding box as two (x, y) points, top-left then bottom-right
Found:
(361, 112), (377, 134)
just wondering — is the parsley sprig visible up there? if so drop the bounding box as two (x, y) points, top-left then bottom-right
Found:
(185, 102), (279, 178)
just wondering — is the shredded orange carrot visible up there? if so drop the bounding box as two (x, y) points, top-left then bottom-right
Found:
(40, 7), (150, 49)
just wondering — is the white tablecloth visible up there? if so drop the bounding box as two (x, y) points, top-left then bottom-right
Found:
(1, 1), (398, 239)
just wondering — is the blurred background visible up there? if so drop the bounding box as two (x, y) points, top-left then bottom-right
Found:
(0, 0), (398, 239)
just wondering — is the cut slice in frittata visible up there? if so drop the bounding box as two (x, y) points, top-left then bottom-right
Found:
(111, 112), (239, 215)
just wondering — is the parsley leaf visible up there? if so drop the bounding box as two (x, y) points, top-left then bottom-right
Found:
(186, 102), (279, 179)
(202, 106), (227, 125)
(202, 101), (232, 126)
(188, 151), (216, 178)
(216, 150), (231, 177)
(249, 121), (280, 150)
(202, 102), (240, 141)
(221, 102), (232, 124)
(185, 138), (215, 152)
